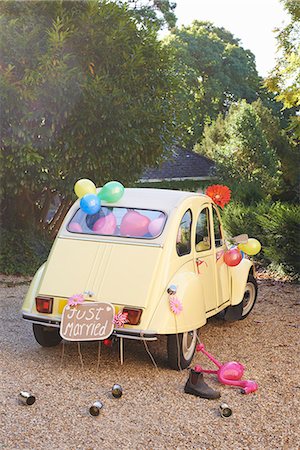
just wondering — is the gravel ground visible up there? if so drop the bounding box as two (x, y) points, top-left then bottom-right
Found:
(0, 275), (299, 450)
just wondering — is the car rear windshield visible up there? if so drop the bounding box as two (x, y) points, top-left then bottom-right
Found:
(67, 206), (167, 239)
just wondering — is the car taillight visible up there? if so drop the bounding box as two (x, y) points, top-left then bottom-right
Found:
(122, 308), (142, 325)
(35, 297), (53, 314)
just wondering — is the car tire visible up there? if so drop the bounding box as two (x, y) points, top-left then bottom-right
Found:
(240, 274), (258, 320)
(33, 324), (62, 347)
(167, 329), (198, 370)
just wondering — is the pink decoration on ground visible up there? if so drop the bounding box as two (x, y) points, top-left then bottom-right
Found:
(68, 222), (82, 232)
(120, 211), (150, 237)
(67, 293), (84, 307)
(195, 342), (258, 394)
(93, 212), (117, 235)
(169, 295), (183, 315)
(113, 311), (129, 328)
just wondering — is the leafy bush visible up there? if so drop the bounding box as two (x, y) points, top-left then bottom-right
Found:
(0, 228), (52, 276)
(222, 201), (300, 277)
(257, 203), (300, 275)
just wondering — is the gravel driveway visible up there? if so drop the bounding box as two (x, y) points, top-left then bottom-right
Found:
(0, 275), (299, 450)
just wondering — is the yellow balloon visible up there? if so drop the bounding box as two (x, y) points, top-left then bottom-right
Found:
(238, 238), (261, 256)
(74, 179), (97, 198)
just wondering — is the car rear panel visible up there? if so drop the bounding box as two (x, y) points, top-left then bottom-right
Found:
(38, 237), (162, 308)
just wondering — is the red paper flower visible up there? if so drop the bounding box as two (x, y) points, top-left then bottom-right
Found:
(205, 185), (231, 208)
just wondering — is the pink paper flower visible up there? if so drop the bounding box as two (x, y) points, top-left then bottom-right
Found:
(68, 293), (84, 307)
(113, 311), (129, 328)
(169, 295), (183, 315)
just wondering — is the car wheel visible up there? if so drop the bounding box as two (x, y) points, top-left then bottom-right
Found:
(33, 324), (62, 347)
(167, 329), (198, 370)
(240, 274), (258, 320)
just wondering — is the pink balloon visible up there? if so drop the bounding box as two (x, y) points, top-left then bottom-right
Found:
(93, 213), (117, 235)
(148, 217), (165, 237)
(224, 248), (242, 267)
(68, 222), (82, 232)
(120, 211), (150, 237)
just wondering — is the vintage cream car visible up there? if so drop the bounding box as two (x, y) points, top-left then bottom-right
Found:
(22, 188), (258, 369)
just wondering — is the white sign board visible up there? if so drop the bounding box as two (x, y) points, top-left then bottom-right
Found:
(60, 302), (115, 341)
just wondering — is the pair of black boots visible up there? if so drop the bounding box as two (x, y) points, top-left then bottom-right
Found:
(184, 369), (220, 399)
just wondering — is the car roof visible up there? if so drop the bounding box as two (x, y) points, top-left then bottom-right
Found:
(97, 188), (209, 213)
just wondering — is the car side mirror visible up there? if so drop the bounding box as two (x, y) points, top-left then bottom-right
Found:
(232, 234), (248, 244)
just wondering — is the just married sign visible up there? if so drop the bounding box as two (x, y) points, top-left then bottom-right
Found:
(60, 302), (115, 341)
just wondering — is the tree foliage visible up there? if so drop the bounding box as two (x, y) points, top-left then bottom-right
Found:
(122, 0), (177, 29)
(0, 0), (178, 232)
(265, 0), (300, 138)
(196, 100), (294, 203)
(222, 200), (300, 278)
(164, 21), (262, 146)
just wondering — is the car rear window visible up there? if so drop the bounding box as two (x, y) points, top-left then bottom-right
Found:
(67, 206), (167, 239)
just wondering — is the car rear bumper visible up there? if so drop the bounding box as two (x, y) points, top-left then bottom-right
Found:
(22, 313), (157, 341)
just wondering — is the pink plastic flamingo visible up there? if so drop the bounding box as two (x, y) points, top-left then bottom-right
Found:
(194, 343), (258, 394)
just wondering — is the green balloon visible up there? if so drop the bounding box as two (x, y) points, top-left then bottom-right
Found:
(99, 181), (125, 203)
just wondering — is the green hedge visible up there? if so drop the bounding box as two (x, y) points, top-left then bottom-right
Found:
(0, 228), (52, 276)
(222, 201), (300, 277)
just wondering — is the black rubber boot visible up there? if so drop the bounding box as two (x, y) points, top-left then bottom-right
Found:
(184, 369), (221, 399)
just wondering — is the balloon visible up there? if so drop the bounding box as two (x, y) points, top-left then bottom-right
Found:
(99, 181), (124, 203)
(224, 248), (242, 267)
(238, 238), (261, 256)
(80, 194), (101, 215)
(93, 212), (117, 235)
(120, 211), (150, 237)
(86, 211), (103, 230)
(68, 222), (82, 232)
(74, 179), (97, 198)
(148, 217), (165, 237)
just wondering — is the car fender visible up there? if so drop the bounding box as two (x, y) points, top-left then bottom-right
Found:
(21, 263), (46, 313)
(148, 270), (207, 335)
(229, 258), (254, 305)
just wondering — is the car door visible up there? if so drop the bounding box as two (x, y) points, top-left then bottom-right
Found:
(193, 204), (219, 313)
(211, 205), (230, 307)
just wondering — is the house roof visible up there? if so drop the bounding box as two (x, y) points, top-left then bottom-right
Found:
(139, 147), (215, 182)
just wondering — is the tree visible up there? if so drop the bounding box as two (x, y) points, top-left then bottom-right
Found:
(196, 100), (287, 203)
(164, 21), (262, 146)
(0, 0), (178, 233)
(123, 0), (177, 29)
(265, 0), (300, 138)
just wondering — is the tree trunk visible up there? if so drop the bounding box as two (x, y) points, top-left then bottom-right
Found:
(48, 198), (73, 239)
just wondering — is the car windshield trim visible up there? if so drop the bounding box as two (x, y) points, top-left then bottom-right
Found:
(67, 206), (167, 240)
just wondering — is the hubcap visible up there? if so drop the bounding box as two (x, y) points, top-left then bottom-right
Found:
(242, 282), (256, 316)
(182, 330), (197, 360)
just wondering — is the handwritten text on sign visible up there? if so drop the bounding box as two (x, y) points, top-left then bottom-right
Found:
(60, 302), (115, 341)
